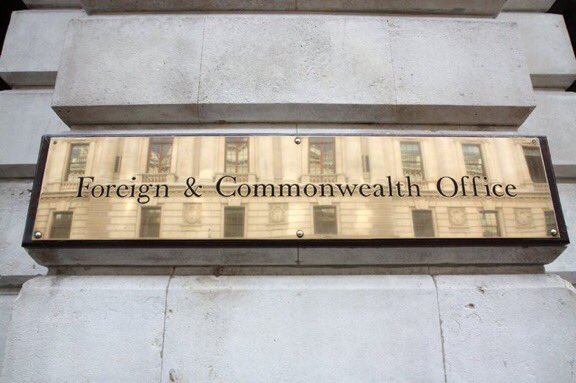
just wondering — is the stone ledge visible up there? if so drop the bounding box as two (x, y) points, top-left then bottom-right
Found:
(498, 13), (576, 89)
(52, 15), (536, 127)
(502, 0), (555, 12)
(23, 0), (82, 8)
(0, 10), (85, 87)
(0, 90), (68, 178)
(80, 0), (507, 16)
(519, 91), (576, 178)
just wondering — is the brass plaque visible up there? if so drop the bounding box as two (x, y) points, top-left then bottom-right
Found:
(28, 135), (564, 242)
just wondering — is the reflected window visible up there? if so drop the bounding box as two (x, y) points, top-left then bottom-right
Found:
(147, 139), (172, 174)
(401, 142), (424, 180)
(314, 206), (337, 235)
(140, 207), (161, 238)
(412, 209), (435, 237)
(480, 210), (500, 237)
(66, 143), (89, 181)
(523, 146), (546, 183)
(309, 138), (336, 178)
(225, 137), (249, 175)
(462, 144), (485, 177)
(50, 211), (73, 239)
(224, 206), (245, 238)
(545, 210), (556, 234)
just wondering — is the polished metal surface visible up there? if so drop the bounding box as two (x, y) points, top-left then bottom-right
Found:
(31, 135), (559, 241)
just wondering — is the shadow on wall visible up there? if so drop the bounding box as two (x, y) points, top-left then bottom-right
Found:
(0, 0), (25, 90)
(551, 0), (576, 92)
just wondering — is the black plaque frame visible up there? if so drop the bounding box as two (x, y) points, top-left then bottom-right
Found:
(21, 133), (569, 266)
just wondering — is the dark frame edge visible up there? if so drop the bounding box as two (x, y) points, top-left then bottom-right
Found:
(539, 136), (570, 244)
(22, 133), (570, 250)
(22, 135), (51, 248)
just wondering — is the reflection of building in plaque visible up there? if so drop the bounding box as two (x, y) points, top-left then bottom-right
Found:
(33, 136), (557, 241)
(448, 207), (467, 227)
(183, 203), (202, 225)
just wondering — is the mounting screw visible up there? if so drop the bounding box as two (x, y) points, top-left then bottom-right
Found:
(550, 229), (558, 237)
(33, 231), (42, 239)
(296, 230), (304, 238)
(532, 139), (538, 145)
(294, 137), (302, 145)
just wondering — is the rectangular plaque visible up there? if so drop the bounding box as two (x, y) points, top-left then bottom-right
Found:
(23, 134), (568, 266)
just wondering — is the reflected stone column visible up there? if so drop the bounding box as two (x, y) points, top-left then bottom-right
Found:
(344, 137), (363, 183)
(281, 138), (300, 183)
(257, 136), (274, 183)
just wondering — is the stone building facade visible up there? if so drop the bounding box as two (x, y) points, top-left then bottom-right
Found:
(1, 0), (576, 382)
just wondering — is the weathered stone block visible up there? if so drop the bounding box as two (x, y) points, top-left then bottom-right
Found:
(498, 13), (576, 89)
(503, 0), (555, 12)
(24, 0), (82, 7)
(519, 91), (576, 178)
(389, 17), (534, 126)
(297, 0), (507, 15)
(0, 276), (168, 382)
(53, 15), (536, 127)
(81, 0), (294, 13)
(546, 182), (576, 283)
(0, 90), (68, 178)
(52, 15), (204, 124)
(198, 15), (397, 123)
(0, 10), (85, 87)
(437, 274), (576, 382)
(161, 275), (445, 382)
(0, 291), (17, 369)
(80, 0), (507, 16)
(0, 181), (46, 287)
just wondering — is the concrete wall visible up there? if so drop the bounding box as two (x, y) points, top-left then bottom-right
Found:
(51, 15), (535, 126)
(23, 0), (81, 8)
(0, 291), (17, 370)
(519, 91), (576, 178)
(0, 10), (85, 87)
(502, 0), (555, 12)
(498, 13), (576, 89)
(1, 274), (575, 382)
(79, 0), (507, 16)
(0, 181), (47, 286)
(0, 90), (68, 178)
(546, 182), (576, 282)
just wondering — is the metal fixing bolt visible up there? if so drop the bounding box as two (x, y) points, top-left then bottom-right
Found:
(550, 229), (558, 237)
(296, 230), (304, 238)
(33, 231), (43, 239)
(294, 137), (302, 145)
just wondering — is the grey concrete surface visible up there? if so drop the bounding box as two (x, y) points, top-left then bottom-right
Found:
(498, 13), (576, 89)
(502, 0), (555, 12)
(0, 90), (68, 178)
(0, 10), (85, 87)
(0, 276), (168, 383)
(52, 15), (204, 125)
(3, 274), (576, 382)
(24, 0), (82, 7)
(80, 0), (507, 16)
(437, 274), (576, 382)
(0, 291), (17, 373)
(546, 182), (576, 283)
(165, 275), (445, 382)
(52, 15), (535, 127)
(0, 181), (46, 287)
(519, 91), (576, 178)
